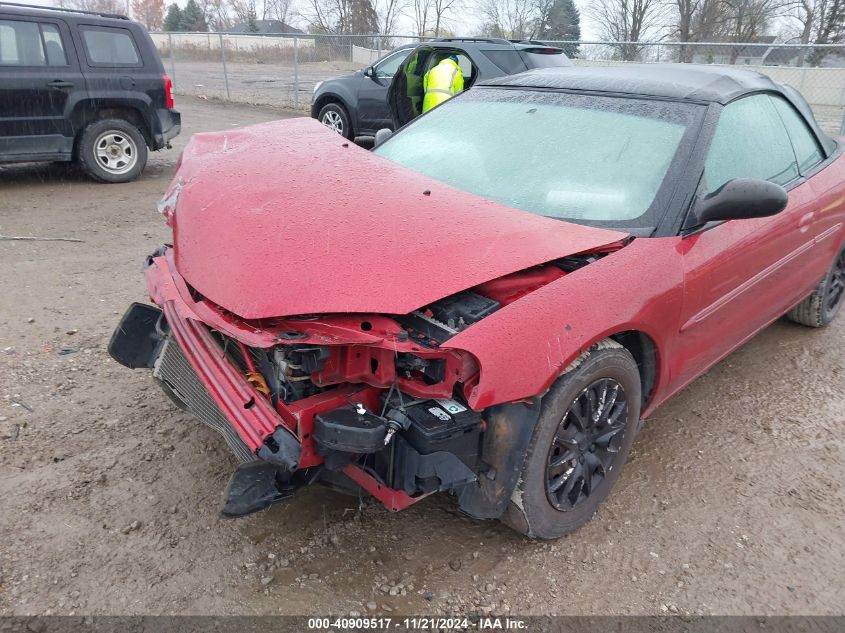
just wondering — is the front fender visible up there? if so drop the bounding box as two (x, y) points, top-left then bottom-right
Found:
(445, 237), (686, 411)
(312, 76), (363, 127)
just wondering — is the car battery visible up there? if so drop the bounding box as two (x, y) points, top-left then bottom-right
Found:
(400, 399), (482, 469)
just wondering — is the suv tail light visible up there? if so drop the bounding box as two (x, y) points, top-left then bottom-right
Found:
(163, 74), (174, 109)
(523, 47), (562, 55)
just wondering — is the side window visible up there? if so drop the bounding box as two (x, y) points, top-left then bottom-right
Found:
(705, 94), (798, 193)
(771, 95), (824, 173)
(456, 52), (473, 79)
(0, 20), (45, 66)
(374, 51), (407, 78)
(481, 49), (527, 75)
(41, 24), (67, 66)
(81, 27), (140, 66)
(424, 50), (473, 78)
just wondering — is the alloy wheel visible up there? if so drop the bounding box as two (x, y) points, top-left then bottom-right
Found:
(321, 111), (344, 134)
(546, 378), (628, 511)
(825, 248), (845, 314)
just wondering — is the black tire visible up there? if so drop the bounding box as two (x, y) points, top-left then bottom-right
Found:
(502, 339), (641, 539)
(78, 118), (147, 183)
(317, 103), (353, 140)
(787, 242), (845, 328)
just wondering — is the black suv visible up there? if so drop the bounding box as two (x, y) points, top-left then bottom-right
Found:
(0, 2), (180, 182)
(311, 38), (570, 139)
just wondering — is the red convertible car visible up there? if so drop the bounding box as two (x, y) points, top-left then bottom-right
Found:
(110, 65), (845, 538)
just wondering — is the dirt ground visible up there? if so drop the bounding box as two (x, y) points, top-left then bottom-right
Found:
(1, 96), (844, 618)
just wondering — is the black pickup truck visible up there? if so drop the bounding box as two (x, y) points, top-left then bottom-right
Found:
(0, 2), (180, 182)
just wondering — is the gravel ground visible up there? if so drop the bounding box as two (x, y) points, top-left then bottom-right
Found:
(0, 96), (844, 617)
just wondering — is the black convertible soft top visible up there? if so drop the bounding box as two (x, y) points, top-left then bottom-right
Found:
(482, 64), (837, 156)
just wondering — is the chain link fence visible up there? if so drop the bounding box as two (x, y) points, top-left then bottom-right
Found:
(150, 33), (845, 135)
(151, 32), (425, 110)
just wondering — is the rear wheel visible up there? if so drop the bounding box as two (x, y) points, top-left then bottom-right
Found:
(787, 243), (845, 327)
(503, 340), (641, 539)
(318, 103), (353, 139)
(78, 118), (147, 183)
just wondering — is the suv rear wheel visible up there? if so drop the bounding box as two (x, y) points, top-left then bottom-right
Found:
(78, 118), (148, 183)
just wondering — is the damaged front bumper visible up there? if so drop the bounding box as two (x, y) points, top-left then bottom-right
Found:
(109, 300), (300, 469)
(109, 249), (540, 519)
(108, 251), (460, 515)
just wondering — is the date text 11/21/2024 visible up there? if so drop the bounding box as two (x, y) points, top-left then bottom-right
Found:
(306, 617), (529, 630)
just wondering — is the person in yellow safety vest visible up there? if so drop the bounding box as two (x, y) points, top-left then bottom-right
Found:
(422, 55), (464, 113)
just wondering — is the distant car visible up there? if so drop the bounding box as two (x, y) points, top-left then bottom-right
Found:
(311, 38), (570, 139)
(111, 65), (845, 539)
(0, 3), (180, 183)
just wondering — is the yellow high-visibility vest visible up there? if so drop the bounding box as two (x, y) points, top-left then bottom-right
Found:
(422, 58), (464, 113)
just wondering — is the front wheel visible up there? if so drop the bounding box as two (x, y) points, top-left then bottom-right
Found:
(503, 340), (641, 539)
(787, 242), (845, 327)
(78, 118), (147, 183)
(317, 103), (353, 139)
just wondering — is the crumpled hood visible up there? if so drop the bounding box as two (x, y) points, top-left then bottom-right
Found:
(165, 118), (628, 319)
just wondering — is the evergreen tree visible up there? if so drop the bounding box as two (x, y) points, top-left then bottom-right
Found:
(179, 0), (207, 31)
(348, 0), (379, 41)
(245, 1), (259, 32)
(163, 2), (183, 31)
(540, 0), (580, 57)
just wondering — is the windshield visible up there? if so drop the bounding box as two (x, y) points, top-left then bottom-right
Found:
(375, 88), (703, 230)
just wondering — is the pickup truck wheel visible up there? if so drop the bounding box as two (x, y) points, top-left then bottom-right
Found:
(78, 118), (147, 183)
(787, 242), (845, 327)
(318, 103), (353, 139)
(503, 340), (641, 539)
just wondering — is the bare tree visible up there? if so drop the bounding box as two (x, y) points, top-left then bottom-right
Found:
(263, 0), (296, 24)
(721, 0), (785, 60)
(534, 0), (554, 34)
(230, 0), (256, 22)
(410, 0), (433, 36)
(432, 0), (460, 34)
(786, 0), (817, 63)
(304, 0), (377, 34)
(786, 0), (845, 64)
(131, 0), (164, 27)
(203, 0), (235, 29)
(586, 0), (665, 60)
(670, 0), (729, 61)
(476, 0), (539, 38)
(57, 0), (126, 14)
(374, 0), (407, 42)
(303, 0), (341, 31)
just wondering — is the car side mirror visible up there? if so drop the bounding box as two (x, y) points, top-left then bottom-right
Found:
(374, 128), (393, 147)
(690, 178), (788, 227)
(364, 66), (376, 78)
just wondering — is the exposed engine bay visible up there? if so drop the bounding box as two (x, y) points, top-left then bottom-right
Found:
(110, 246), (611, 518)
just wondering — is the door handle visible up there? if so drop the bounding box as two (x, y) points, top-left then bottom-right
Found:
(47, 80), (74, 89)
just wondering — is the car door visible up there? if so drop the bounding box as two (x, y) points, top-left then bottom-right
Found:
(74, 23), (144, 103)
(670, 93), (823, 389)
(0, 16), (82, 159)
(356, 48), (411, 133)
(769, 94), (843, 278)
(388, 47), (477, 129)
